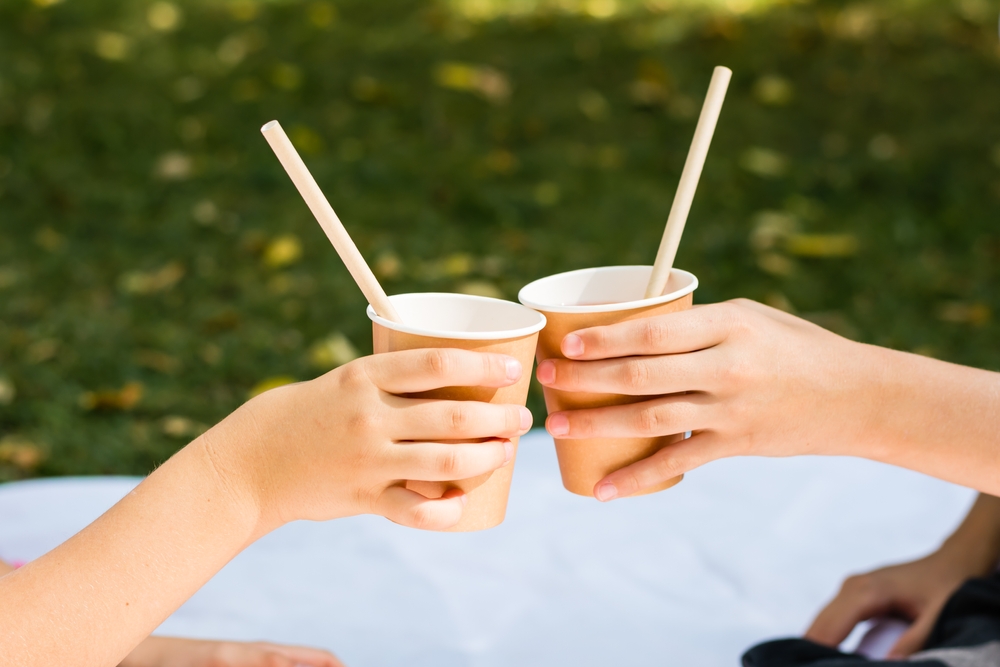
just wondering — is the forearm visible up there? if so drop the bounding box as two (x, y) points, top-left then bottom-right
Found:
(0, 438), (261, 667)
(935, 493), (1000, 575)
(856, 345), (1000, 495)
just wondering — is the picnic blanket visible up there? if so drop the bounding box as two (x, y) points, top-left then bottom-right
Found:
(0, 430), (976, 667)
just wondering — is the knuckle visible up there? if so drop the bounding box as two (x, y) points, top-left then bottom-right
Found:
(722, 301), (754, 336)
(337, 361), (369, 390)
(263, 653), (289, 667)
(448, 404), (471, 431)
(571, 410), (594, 437)
(346, 406), (382, 435)
(560, 361), (582, 388)
(634, 404), (665, 435)
(621, 359), (651, 392)
(507, 405), (522, 432)
(590, 326), (610, 351)
(425, 349), (454, 378)
(408, 504), (438, 530)
(640, 319), (670, 350)
(437, 448), (462, 477)
(841, 574), (874, 596)
(484, 353), (503, 381)
(650, 452), (682, 481)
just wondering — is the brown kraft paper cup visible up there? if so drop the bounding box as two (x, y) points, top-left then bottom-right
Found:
(518, 266), (698, 498)
(368, 293), (546, 531)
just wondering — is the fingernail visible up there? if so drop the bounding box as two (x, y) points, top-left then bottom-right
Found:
(460, 494), (468, 506)
(562, 334), (584, 358)
(595, 482), (618, 501)
(547, 413), (569, 437)
(536, 360), (556, 385)
(519, 406), (533, 431)
(503, 440), (514, 464)
(505, 357), (522, 381)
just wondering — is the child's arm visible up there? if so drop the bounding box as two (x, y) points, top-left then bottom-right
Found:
(536, 299), (1000, 498)
(119, 637), (343, 667)
(805, 493), (1000, 657)
(0, 348), (530, 667)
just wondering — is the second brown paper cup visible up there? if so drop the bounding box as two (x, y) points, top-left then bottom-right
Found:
(368, 293), (545, 531)
(518, 266), (698, 497)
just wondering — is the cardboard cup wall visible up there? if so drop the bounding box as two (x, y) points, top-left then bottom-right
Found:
(368, 293), (546, 531)
(518, 266), (698, 497)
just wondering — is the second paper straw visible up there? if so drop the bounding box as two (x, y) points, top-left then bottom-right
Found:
(261, 120), (401, 323)
(645, 66), (732, 299)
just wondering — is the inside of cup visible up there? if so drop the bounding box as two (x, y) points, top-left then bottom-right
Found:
(374, 293), (545, 337)
(519, 266), (695, 308)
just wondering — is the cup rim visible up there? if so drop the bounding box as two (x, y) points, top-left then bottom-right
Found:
(367, 292), (547, 340)
(517, 266), (698, 314)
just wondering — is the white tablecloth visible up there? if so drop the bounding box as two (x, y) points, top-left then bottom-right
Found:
(0, 430), (975, 666)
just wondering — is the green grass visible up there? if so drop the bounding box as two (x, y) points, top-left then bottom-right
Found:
(1, 0), (999, 479)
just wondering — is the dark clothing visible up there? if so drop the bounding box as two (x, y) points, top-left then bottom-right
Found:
(743, 573), (1000, 667)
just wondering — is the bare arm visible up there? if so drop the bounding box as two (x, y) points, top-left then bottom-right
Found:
(0, 349), (529, 667)
(806, 493), (1000, 657)
(537, 299), (1000, 497)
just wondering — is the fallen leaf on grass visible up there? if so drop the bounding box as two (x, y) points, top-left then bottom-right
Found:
(785, 233), (859, 258)
(79, 382), (143, 411)
(753, 75), (793, 106)
(26, 338), (59, 364)
(0, 437), (45, 470)
(456, 280), (504, 299)
(0, 377), (15, 405)
(161, 415), (209, 439)
(374, 251), (402, 279)
(119, 262), (185, 295)
(248, 376), (296, 399)
(740, 147), (788, 178)
(937, 302), (990, 326)
(263, 235), (302, 268)
(309, 333), (359, 370)
(749, 210), (798, 251)
(434, 62), (511, 103)
(136, 350), (181, 374)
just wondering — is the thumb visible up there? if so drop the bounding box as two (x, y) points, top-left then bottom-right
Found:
(887, 607), (939, 658)
(376, 485), (467, 531)
(254, 651), (297, 667)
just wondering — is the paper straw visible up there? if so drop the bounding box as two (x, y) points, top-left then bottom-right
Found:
(645, 66), (732, 299)
(261, 120), (402, 323)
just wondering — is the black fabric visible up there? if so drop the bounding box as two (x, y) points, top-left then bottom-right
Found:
(742, 572), (1000, 667)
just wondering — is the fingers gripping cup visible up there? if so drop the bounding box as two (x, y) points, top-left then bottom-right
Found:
(368, 293), (546, 531)
(518, 266), (698, 498)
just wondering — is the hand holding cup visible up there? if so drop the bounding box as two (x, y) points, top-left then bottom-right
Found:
(205, 348), (532, 535)
(536, 299), (875, 500)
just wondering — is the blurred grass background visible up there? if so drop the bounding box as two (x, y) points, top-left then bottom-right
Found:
(1, 0), (999, 479)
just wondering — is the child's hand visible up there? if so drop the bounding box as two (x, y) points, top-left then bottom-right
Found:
(808, 493), (1000, 658)
(121, 636), (343, 667)
(804, 554), (972, 658)
(535, 299), (869, 499)
(206, 348), (531, 534)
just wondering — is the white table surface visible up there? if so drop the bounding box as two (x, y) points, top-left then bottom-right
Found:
(0, 430), (975, 666)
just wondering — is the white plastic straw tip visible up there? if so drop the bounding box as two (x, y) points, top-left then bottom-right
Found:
(261, 120), (280, 133)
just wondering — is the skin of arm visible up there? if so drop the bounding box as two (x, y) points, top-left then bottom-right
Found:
(4, 560), (342, 667)
(0, 348), (531, 667)
(806, 493), (1000, 657)
(535, 299), (1000, 499)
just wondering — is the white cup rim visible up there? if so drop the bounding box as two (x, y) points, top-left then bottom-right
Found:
(517, 266), (698, 314)
(367, 292), (547, 340)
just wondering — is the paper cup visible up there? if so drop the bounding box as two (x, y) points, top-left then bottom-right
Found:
(518, 266), (698, 497)
(367, 293), (546, 531)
